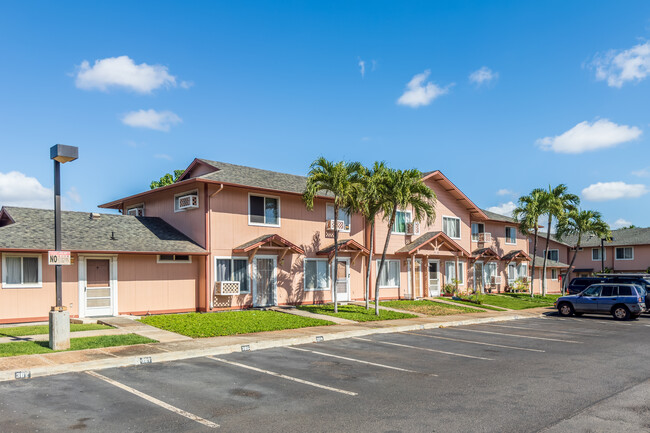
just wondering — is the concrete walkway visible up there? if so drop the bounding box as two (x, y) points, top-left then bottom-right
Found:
(97, 316), (192, 343)
(350, 301), (429, 318)
(0, 306), (555, 382)
(424, 298), (493, 312)
(0, 328), (128, 344)
(269, 306), (357, 324)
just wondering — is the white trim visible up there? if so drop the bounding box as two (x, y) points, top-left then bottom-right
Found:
(505, 226), (517, 245)
(442, 215), (461, 240)
(325, 203), (351, 233)
(157, 254), (193, 264)
(78, 254), (118, 318)
(614, 246), (634, 261)
(1, 253), (43, 289)
(427, 259), (441, 297)
(391, 210), (413, 235)
(445, 260), (465, 285)
(174, 189), (199, 213)
(332, 257), (350, 301)
(591, 247), (606, 261)
(214, 256), (251, 294)
(303, 258), (330, 291)
(376, 259), (401, 288)
(252, 255), (277, 307)
(248, 192), (281, 227)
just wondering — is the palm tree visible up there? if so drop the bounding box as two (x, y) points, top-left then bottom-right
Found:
(303, 157), (362, 313)
(513, 188), (546, 297)
(539, 185), (580, 296)
(359, 162), (390, 309)
(556, 209), (610, 294)
(374, 168), (436, 315)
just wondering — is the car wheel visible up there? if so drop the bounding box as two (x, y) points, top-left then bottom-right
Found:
(574, 312), (584, 317)
(558, 302), (574, 317)
(612, 305), (631, 321)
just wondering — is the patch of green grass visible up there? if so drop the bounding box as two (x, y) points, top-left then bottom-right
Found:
(477, 294), (558, 310)
(0, 334), (155, 357)
(297, 304), (417, 322)
(379, 300), (481, 316)
(0, 323), (111, 337)
(435, 298), (505, 311)
(139, 310), (333, 338)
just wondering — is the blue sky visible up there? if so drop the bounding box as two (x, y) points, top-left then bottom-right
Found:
(2, 1), (650, 229)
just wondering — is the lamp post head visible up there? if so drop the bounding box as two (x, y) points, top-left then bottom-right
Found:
(50, 144), (78, 164)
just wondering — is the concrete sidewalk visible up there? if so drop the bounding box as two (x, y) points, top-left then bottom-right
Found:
(0, 306), (554, 382)
(0, 328), (128, 344)
(97, 316), (192, 343)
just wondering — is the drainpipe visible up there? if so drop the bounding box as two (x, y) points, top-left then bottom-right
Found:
(206, 184), (224, 310)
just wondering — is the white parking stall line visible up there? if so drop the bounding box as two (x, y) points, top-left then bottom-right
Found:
(86, 371), (219, 429)
(352, 337), (494, 361)
(288, 347), (426, 374)
(484, 323), (594, 336)
(401, 332), (545, 353)
(453, 328), (582, 343)
(208, 356), (358, 396)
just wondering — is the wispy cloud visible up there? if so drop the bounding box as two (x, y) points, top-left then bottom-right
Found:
(121, 109), (182, 132)
(591, 41), (650, 87)
(75, 56), (181, 94)
(536, 119), (641, 154)
(497, 189), (514, 196)
(611, 218), (633, 229)
(397, 70), (451, 108)
(154, 153), (173, 161)
(469, 66), (498, 86)
(582, 181), (648, 201)
(486, 201), (516, 217)
(358, 59), (366, 78)
(632, 167), (650, 177)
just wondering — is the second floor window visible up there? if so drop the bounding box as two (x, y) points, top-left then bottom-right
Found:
(592, 248), (605, 261)
(544, 249), (559, 262)
(615, 247), (633, 260)
(505, 226), (517, 244)
(471, 223), (485, 241)
(249, 194), (279, 226)
(443, 216), (461, 239)
(326, 204), (350, 231)
(393, 210), (412, 234)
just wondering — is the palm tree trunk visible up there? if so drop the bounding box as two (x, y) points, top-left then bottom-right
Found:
(563, 235), (582, 295)
(541, 215), (552, 296)
(375, 206), (397, 316)
(530, 227), (538, 298)
(333, 205), (339, 313)
(365, 221), (374, 310)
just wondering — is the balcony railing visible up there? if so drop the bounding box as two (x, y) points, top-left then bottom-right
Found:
(326, 219), (349, 231)
(472, 232), (492, 242)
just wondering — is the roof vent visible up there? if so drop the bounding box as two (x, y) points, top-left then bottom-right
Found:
(90, 213), (101, 220)
(110, 231), (117, 241)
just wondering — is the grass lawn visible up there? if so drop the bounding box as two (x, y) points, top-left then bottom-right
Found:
(0, 334), (155, 357)
(379, 300), (482, 316)
(297, 304), (417, 322)
(0, 323), (111, 338)
(139, 310), (333, 338)
(478, 293), (559, 310)
(433, 298), (505, 311)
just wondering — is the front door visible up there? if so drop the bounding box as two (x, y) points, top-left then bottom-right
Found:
(333, 258), (350, 302)
(406, 259), (423, 298)
(254, 257), (276, 307)
(474, 262), (484, 294)
(428, 260), (440, 297)
(85, 259), (112, 317)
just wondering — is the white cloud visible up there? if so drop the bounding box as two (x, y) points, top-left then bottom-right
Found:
(486, 201), (516, 217)
(121, 109), (182, 132)
(536, 119), (641, 154)
(397, 70), (450, 108)
(154, 153), (172, 160)
(592, 41), (650, 88)
(358, 59), (366, 78)
(469, 66), (498, 86)
(0, 171), (53, 209)
(497, 189), (513, 196)
(582, 181), (648, 201)
(75, 56), (178, 93)
(632, 167), (650, 177)
(611, 218), (633, 229)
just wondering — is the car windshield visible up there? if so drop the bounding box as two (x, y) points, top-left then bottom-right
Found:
(581, 285), (601, 296)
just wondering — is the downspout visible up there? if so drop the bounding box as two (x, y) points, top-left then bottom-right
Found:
(206, 183), (224, 310)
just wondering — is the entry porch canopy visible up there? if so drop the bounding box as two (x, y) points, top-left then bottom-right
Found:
(233, 234), (305, 264)
(395, 231), (471, 296)
(317, 239), (369, 265)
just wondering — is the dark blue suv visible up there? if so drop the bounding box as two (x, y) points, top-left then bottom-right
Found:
(555, 283), (646, 320)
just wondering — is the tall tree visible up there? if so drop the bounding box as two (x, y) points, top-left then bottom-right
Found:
(359, 162), (390, 310)
(150, 169), (185, 189)
(374, 168), (436, 315)
(513, 188), (546, 297)
(539, 185), (579, 296)
(303, 158), (362, 313)
(556, 209), (610, 294)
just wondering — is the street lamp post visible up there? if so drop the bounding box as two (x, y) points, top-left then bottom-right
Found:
(49, 144), (78, 351)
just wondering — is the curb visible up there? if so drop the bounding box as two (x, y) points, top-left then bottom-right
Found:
(0, 312), (544, 383)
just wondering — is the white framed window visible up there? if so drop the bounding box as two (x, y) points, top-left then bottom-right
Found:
(445, 261), (465, 285)
(505, 226), (517, 244)
(392, 210), (412, 234)
(544, 249), (559, 262)
(377, 260), (400, 288)
(248, 193), (280, 227)
(2, 253), (42, 288)
(304, 259), (330, 291)
(325, 204), (350, 232)
(215, 257), (250, 293)
(443, 216), (461, 239)
(471, 223), (485, 242)
(551, 269), (558, 280)
(615, 247), (634, 260)
(157, 254), (192, 263)
(592, 248), (605, 261)
(174, 190), (199, 212)
(508, 262), (527, 283)
(518, 263), (528, 278)
(126, 204), (144, 217)
(484, 262), (497, 284)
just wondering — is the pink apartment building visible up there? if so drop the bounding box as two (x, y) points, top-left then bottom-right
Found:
(0, 159), (532, 324)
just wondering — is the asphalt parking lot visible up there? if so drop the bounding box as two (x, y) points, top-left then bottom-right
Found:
(1, 313), (649, 433)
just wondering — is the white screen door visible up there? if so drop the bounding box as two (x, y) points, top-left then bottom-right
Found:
(428, 260), (440, 297)
(85, 259), (112, 316)
(333, 259), (350, 302)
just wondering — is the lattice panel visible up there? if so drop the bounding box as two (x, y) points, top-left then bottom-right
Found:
(215, 281), (240, 296)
